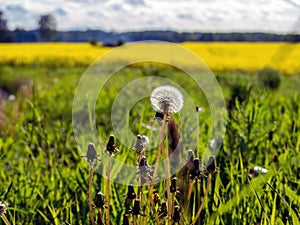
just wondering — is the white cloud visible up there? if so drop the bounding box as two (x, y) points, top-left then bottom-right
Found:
(1, 0), (300, 32)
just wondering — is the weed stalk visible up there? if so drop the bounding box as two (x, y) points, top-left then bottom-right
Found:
(106, 157), (111, 225)
(191, 174), (211, 225)
(88, 166), (96, 225)
(0, 214), (11, 225)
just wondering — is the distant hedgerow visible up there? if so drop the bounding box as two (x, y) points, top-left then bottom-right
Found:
(257, 67), (281, 90)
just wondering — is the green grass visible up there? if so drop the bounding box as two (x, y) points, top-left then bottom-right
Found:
(0, 65), (299, 225)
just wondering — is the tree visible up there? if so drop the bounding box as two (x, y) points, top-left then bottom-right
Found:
(38, 14), (57, 41)
(0, 11), (12, 42)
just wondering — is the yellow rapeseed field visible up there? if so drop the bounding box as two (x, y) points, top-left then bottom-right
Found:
(0, 42), (300, 74)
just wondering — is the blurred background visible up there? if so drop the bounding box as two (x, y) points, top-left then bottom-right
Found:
(0, 0), (300, 43)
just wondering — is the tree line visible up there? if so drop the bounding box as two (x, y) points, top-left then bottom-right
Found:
(0, 11), (299, 43)
(0, 11), (57, 42)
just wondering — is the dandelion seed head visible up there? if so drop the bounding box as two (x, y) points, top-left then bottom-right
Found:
(150, 85), (184, 113)
(253, 166), (268, 174)
(141, 135), (149, 145)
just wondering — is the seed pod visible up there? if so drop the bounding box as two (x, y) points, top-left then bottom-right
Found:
(106, 135), (118, 155)
(134, 135), (149, 153)
(0, 203), (7, 214)
(138, 155), (153, 184)
(86, 143), (98, 165)
(170, 177), (177, 193)
(172, 205), (181, 223)
(126, 184), (136, 200)
(153, 192), (160, 205)
(94, 192), (105, 209)
(206, 155), (216, 173)
(190, 158), (200, 179)
(134, 135), (144, 153)
(132, 199), (141, 215)
(158, 201), (168, 218)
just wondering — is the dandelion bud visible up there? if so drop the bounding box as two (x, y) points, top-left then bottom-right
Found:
(153, 193), (160, 205)
(106, 135), (118, 155)
(138, 156), (147, 167)
(94, 192), (105, 209)
(172, 205), (181, 222)
(86, 143), (98, 165)
(158, 201), (168, 218)
(150, 86), (184, 114)
(170, 177), (177, 193)
(134, 135), (149, 153)
(135, 135), (144, 153)
(126, 184), (136, 200)
(206, 155), (216, 173)
(132, 199), (141, 215)
(190, 158), (200, 180)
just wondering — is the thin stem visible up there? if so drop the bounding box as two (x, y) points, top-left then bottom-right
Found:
(159, 113), (171, 225)
(106, 157), (111, 225)
(146, 178), (160, 225)
(98, 209), (104, 225)
(147, 113), (168, 225)
(138, 177), (145, 225)
(88, 166), (96, 225)
(133, 215), (138, 225)
(151, 117), (166, 185)
(1, 214), (11, 225)
(191, 175), (211, 225)
(184, 179), (194, 217)
(170, 192), (174, 217)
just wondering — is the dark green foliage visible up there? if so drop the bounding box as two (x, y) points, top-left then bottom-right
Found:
(257, 67), (281, 90)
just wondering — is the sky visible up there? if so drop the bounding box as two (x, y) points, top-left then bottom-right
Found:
(1, 0), (300, 33)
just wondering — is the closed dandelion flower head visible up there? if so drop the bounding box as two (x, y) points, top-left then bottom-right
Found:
(150, 85), (184, 113)
(0, 203), (7, 214)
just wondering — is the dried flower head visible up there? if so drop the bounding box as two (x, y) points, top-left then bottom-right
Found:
(94, 192), (105, 209)
(122, 214), (130, 225)
(172, 205), (181, 222)
(106, 135), (119, 155)
(126, 184), (136, 200)
(206, 155), (216, 173)
(170, 177), (177, 193)
(158, 201), (168, 218)
(150, 86), (184, 114)
(82, 143), (99, 166)
(134, 135), (149, 153)
(0, 203), (7, 214)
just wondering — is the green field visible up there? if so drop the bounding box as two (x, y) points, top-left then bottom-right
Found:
(0, 62), (299, 225)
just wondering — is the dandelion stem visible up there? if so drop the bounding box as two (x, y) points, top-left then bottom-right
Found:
(138, 176), (145, 225)
(191, 174), (211, 225)
(98, 209), (104, 225)
(159, 112), (171, 225)
(88, 166), (96, 225)
(146, 112), (167, 224)
(106, 157), (111, 225)
(133, 215), (138, 225)
(170, 192), (174, 216)
(184, 179), (194, 216)
(0, 214), (11, 225)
